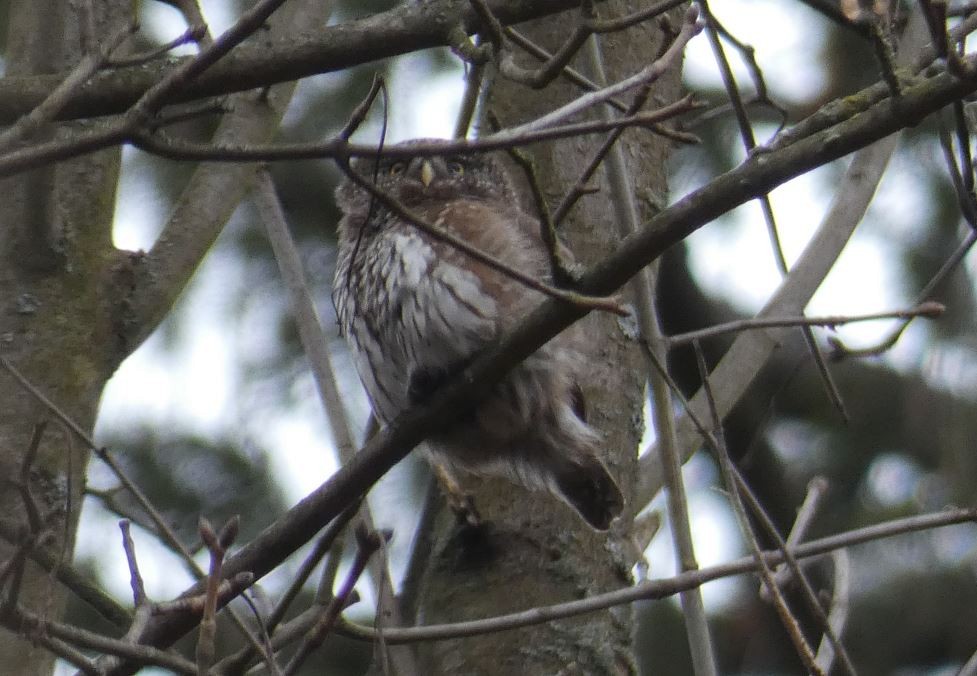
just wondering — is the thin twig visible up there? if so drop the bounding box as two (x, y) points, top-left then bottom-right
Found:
(505, 26), (628, 113)
(644, 337), (858, 675)
(692, 341), (822, 675)
(339, 75), (385, 141)
(496, 116), (572, 283)
(758, 10), (977, 154)
(454, 46), (489, 138)
(7, 604), (199, 674)
(761, 476), (829, 599)
(814, 550), (852, 674)
(119, 520), (148, 607)
(0, 21), (137, 151)
(502, 7), (700, 135)
(211, 502), (360, 675)
(829, 232), (977, 359)
(667, 302), (945, 346)
(131, 97), (699, 164)
(283, 526), (381, 676)
(196, 517), (234, 676)
(550, 88), (662, 227)
(127, 0), (290, 118)
(491, 0), (686, 88)
(941, 109), (977, 224)
(235, 591), (283, 676)
(334, 508), (977, 644)
(16, 422), (47, 531)
(152, 572), (254, 616)
(699, 0), (849, 422)
(0, 358), (202, 564)
(706, 13), (787, 127)
(588, 0), (688, 32)
(733, 473), (858, 675)
(106, 26), (207, 68)
(635, 7), (933, 509)
(0, 517), (132, 629)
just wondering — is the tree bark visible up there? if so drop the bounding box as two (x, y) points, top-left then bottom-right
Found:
(0, 2), (130, 673)
(0, 1), (312, 671)
(411, 3), (684, 674)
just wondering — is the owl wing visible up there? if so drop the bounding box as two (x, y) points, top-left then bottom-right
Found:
(514, 209), (581, 283)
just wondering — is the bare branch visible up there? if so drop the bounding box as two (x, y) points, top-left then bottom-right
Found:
(700, 0), (849, 421)
(829, 232), (977, 359)
(0, 517), (132, 629)
(119, 520), (148, 607)
(334, 508), (977, 644)
(105, 26), (207, 69)
(814, 550), (852, 674)
(0, 357), (269, 669)
(196, 517), (237, 676)
(212, 503), (360, 674)
(283, 526), (381, 675)
(0, 0), (621, 125)
(635, 7), (934, 508)
(693, 341), (823, 675)
(667, 302), (945, 347)
(16, 606), (198, 674)
(130, 97), (700, 165)
(760, 476), (830, 599)
(0, 21), (137, 151)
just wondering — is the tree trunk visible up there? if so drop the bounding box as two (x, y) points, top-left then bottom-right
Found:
(0, 2), (131, 673)
(411, 3), (684, 674)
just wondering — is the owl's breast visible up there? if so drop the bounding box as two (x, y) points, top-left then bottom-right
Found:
(378, 229), (498, 354)
(339, 226), (499, 421)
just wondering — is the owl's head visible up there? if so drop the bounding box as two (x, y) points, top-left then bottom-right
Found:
(335, 141), (516, 219)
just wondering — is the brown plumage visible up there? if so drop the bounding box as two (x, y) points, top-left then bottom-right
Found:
(332, 142), (623, 530)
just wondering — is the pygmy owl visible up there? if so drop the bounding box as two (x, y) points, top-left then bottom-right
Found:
(332, 142), (624, 530)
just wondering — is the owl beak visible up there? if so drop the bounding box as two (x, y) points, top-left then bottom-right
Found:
(420, 160), (434, 187)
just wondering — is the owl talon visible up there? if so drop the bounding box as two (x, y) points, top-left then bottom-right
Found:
(451, 492), (482, 528)
(432, 462), (482, 527)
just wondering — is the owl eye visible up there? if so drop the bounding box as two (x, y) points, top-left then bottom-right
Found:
(446, 161), (465, 176)
(388, 161), (407, 176)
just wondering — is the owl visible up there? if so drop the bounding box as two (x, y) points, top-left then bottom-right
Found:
(332, 142), (624, 530)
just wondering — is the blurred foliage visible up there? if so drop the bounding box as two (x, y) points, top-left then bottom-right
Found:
(94, 427), (288, 545)
(81, 0), (977, 674)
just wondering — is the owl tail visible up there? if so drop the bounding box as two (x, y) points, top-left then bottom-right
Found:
(552, 456), (624, 531)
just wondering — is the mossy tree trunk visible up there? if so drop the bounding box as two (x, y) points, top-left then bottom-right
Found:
(411, 3), (685, 674)
(0, 2), (131, 673)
